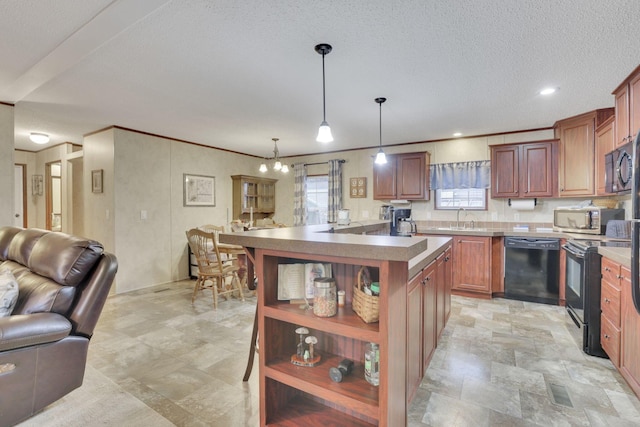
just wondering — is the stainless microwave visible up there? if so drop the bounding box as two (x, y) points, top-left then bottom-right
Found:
(553, 207), (624, 235)
(604, 142), (632, 193)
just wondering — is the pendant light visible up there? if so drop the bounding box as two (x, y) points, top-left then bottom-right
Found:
(374, 97), (387, 165)
(315, 43), (333, 143)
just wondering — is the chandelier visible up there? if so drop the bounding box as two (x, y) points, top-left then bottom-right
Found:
(259, 138), (289, 173)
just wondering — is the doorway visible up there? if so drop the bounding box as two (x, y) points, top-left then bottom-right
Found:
(46, 161), (62, 231)
(14, 164), (26, 227)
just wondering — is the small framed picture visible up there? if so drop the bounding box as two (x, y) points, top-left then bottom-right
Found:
(184, 173), (216, 207)
(349, 177), (366, 198)
(91, 169), (103, 193)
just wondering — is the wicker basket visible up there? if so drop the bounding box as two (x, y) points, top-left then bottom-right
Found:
(352, 267), (379, 323)
(593, 199), (618, 209)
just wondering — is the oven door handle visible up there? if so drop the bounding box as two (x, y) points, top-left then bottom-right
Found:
(562, 244), (586, 259)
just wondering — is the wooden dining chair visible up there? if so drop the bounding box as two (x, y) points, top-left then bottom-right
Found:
(185, 228), (244, 309)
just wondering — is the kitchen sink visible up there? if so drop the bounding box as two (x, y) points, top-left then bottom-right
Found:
(427, 226), (487, 232)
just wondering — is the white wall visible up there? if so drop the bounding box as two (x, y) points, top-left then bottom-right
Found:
(85, 128), (261, 293)
(83, 129), (116, 257)
(0, 104), (14, 226)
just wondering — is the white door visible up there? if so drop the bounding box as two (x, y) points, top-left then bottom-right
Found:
(14, 165), (25, 227)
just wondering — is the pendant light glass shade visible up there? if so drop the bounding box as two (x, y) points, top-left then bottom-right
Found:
(316, 120), (333, 143)
(315, 44), (333, 143)
(374, 97), (387, 165)
(259, 162), (268, 173)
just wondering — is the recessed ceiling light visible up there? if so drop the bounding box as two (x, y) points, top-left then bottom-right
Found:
(453, 132), (463, 137)
(539, 87), (558, 96)
(29, 132), (49, 144)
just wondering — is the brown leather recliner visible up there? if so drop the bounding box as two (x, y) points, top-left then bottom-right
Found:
(0, 226), (117, 426)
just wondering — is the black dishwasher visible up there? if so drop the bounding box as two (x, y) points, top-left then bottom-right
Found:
(504, 237), (560, 305)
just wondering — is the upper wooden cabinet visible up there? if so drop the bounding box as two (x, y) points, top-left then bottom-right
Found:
(554, 109), (614, 198)
(490, 140), (557, 198)
(596, 116), (615, 196)
(231, 175), (277, 221)
(613, 65), (640, 147)
(373, 152), (430, 200)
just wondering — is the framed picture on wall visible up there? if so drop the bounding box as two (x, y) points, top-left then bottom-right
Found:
(349, 177), (366, 198)
(91, 169), (103, 193)
(183, 173), (216, 207)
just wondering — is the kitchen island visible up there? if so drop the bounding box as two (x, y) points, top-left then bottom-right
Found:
(220, 221), (451, 426)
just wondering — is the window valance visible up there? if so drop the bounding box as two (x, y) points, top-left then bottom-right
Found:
(429, 160), (491, 190)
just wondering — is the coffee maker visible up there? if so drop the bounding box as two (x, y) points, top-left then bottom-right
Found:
(390, 208), (412, 236)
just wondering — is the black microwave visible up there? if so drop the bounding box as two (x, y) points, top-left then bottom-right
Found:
(605, 141), (632, 193)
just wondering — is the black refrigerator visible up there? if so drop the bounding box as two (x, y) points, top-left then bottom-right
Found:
(632, 130), (640, 314)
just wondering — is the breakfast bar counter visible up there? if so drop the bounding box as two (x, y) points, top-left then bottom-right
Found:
(219, 221), (452, 426)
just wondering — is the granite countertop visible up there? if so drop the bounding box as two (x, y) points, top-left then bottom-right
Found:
(598, 246), (632, 268)
(219, 220), (452, 277)
(417, 226), (599, 240)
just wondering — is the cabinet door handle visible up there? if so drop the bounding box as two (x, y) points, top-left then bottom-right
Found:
(604, 334), (610, 339)
(604, 298), (610, 303)
(604, 267), (610, 272)
(445, 256), (450, 261)
(458, 240), (462, 243)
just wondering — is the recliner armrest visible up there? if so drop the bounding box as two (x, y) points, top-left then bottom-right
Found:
(0, 313), (71, 352)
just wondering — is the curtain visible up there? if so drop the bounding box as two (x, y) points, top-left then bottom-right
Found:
(327, 159), (343, 223)
(430, 160), (491, 190)
(293, 163), (307, 226)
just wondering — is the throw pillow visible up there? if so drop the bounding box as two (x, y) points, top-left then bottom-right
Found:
(0, 269), (19, 317)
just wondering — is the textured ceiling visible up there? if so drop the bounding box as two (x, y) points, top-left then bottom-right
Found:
(2, 0), (640, 157)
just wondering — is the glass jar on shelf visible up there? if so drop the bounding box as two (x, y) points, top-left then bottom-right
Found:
(364, 342), (379, 386)
(313, 278), (337, 317)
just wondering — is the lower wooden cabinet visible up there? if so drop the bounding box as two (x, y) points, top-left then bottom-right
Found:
(601, 257), (622, 366)
(406, 245), (451, 403)
(407, 260), (436, 403)
(601, 256), (640, 398)
(451, 236), (500, 297)
(620, 265), (640, 396)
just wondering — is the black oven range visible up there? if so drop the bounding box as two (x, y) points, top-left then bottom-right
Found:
(563, 238), (631, 358)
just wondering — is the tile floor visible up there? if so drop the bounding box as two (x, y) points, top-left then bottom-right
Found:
(20, 280), (640, 426)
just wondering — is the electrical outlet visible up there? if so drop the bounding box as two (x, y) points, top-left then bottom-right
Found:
(426, 211), (432, 219)
(140, 210), (148, 220)
(491, 212), (498, 221)
(514, 213), (520, 221)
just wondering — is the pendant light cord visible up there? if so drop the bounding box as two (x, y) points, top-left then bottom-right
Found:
(322, 52), (327, 121)
(379, 101), (382, 147)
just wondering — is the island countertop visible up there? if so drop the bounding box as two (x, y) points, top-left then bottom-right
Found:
(219, 220), (451, 276)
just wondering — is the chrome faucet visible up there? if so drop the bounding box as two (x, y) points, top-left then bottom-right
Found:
(456, 207), (466, 228)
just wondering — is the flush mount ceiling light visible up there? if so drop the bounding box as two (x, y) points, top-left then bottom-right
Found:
(260, 138), (289, 174)
(453, 132), (463, 137)
(29, 132), (49, 144)
(315, 43), (333, 143)
(374, 97), (387, 165)
(539, 87), (558, 96)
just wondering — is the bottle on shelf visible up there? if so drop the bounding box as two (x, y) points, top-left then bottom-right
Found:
(364, 342), (380, 386)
